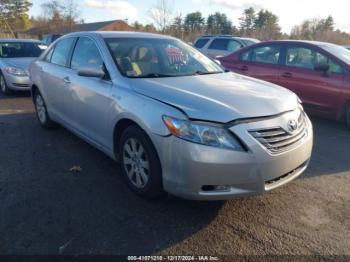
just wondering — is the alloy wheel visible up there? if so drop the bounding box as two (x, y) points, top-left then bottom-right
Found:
(0, 75), (6, 93)
(346, 107), (350, 127)
(122, 138), (150, 189)
(35, 94), (47, 124)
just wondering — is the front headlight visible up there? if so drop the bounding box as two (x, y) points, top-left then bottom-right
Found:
(4, 66), (29, 77)
(163, 116), (244, 151)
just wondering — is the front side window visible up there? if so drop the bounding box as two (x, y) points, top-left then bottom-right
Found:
(50, 38), (74, 67)
(194, 39), (210, 48)
(0, 42), (46, 58)
(71, 37), (103, 70)
(105, 38), (223, 78)
(240, 50), (251, 61)
(319, 43), (350, 65)
(286, 47), (314, 69)
(315, 52), (343, 74)
(251, 45), (280, 64)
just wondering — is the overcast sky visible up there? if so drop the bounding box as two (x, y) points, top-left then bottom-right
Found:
(29, 0), (350, 33)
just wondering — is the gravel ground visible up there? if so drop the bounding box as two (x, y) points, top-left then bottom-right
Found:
(0, 92), (349, 255)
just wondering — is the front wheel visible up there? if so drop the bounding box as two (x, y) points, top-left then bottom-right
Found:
(346, 105), (350, 128)
(33, 90), (57, 129)
(119, 125), (164, 198)
(0, 72), (11, 95)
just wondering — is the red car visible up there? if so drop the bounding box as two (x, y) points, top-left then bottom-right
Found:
(219, 40), (350, 127)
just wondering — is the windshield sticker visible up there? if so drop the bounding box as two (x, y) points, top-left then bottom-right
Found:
(166, 45), (185, 64)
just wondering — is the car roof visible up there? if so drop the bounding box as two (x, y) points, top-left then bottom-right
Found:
(0, 38), (42, 43)
(252, 39), (340, 47)
(197, 35), (259, 41)
(64, 31), (175, 40)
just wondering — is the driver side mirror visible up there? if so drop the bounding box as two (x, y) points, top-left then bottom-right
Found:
(314, 63), (331, 77)
(78, 67), (105, 79)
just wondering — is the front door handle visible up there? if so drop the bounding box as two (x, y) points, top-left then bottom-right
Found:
(281, 72), (292, 78)
(239, 65), (248, 71)
(63, 76), (71, 84)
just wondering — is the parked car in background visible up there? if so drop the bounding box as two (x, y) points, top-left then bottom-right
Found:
(194, 35), (259, 58)
(0, 39), (47, 94)
(219, 40), (350, 127)
(41, 34), (62, 46)
(344, 45), (350, 50)
(30, 32), (312, 200)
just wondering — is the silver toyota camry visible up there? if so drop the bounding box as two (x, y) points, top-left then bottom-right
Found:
(29, 32), (313, 200)
(0, 39), (46, 94)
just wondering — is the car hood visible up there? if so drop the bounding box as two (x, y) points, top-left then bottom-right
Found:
(1, 58), (36, 70)
(129, 72), (299, 123)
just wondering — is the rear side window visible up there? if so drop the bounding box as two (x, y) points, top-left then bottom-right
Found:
(50, 38), (74, 67)
(208, 39), (242, 52)
(194, 39), (210, 48)
(70, 37), (103, 70)
(251, 45), (280, 64)
(286, 47), (314, 69)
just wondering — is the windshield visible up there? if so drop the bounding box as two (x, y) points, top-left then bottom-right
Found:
(319, 43), (350, 65)
(0, 42), (46, 58)
(105, 37), (224, 78)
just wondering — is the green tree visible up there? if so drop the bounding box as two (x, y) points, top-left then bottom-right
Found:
(144, 24), (157, 32)
(253, 9), (281, 40)
(0, 0), (32, 35)
(291, 15), (338, 41)
(170, 14), (184, 38)
(206, 12), (232, 35)
(184, 12), (205, 34)
(31, 0), (81, 35)
(239, 7), (256, 36)
(132, 21), (145, 31)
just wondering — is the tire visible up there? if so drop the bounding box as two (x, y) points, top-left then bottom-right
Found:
(33, 90), (57, 129)
(119, 125), (164, 198)
(345, 104), (350, 128)
(0, 71), (11, 95)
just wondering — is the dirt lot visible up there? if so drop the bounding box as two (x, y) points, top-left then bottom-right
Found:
(0, 92), (349, 255)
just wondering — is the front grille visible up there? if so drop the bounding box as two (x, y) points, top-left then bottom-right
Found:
(249, 111), (307, 154)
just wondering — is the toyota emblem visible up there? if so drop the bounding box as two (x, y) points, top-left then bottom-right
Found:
(287, 119), (298, 132)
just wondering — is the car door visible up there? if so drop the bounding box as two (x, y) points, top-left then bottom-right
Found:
(40, 37), (76, 123)
(206, 38), (242, 58)
(67, 36), (114, 148)
(277, 44), (344, 117)
(231, 44), (282, 85)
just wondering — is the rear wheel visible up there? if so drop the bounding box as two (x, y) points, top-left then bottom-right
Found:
(33, 90), (57, 129)
(119, 125), (163, 198)
(0, 72), (11, 95)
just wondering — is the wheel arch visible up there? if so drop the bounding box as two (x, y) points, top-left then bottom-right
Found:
(113, 118), (144, 159)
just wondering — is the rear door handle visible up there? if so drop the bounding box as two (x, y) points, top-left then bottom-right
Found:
(63, 76), (71, 84)
(281, 72), (292, 78)
(239, 65), (248, 71)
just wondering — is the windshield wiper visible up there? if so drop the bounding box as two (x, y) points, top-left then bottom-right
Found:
(129, 73), (176, 78)
(194, 71), (224, 75)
